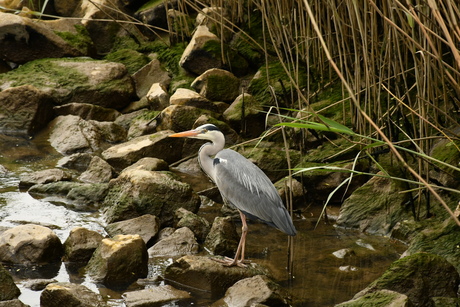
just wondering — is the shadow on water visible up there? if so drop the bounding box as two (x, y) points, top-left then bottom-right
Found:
(0, 135), (407, 306)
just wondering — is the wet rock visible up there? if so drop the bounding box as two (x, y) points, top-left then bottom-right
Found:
(170, 88), (217, 112)
(0, 85), (55, 135)
(175, 208), (210, 242)
(105, 214), (160, 245)
(0, 224), (63, 264)
(123, 284), (192, 307)
(204, 216), (239, 258)
(133, 59), (171, 99)
(102, 169), (200, 225)
(0, 13), (83, 64)
(54, 103), (121, 121)
(86, 234), (148, 288)
(146, 83), (170, 111)
(0, 58), (135, 109)
(56, 153), (93, 172)
(24, 279), (57, 291)
(0, 263), (20, 301)
(62, 227), (104, 263)
(48, 115), (127, 155)
(40, 282), (107, 307)
(179, 25), (222, 75)
(219, 275), (291, 307)
(148, 227), (199, 257)
(191, 68), (240, 103)
(101, 131), (181, 171)
(122, 157), (169, 172)
(223, 93), (265, 138)
(336, 289), (411, 307)
(336, 172), (411, 235)
(164, 255), (270, 298)
(352, 253), (459, 306)
(28, 182), (109, 208)
(78, 156), (115, 184)
(19, 168), (73, 190)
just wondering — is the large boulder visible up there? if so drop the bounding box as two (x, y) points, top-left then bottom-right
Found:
(86, 234), (148, 288)
(148, 227), (199, 257)
(62, 227), (104, 263)
(179, 25), (222, 75)
(101, 131), (182, 171)
(0, 58), (135, 109)
(0, 264), (20, 301)
(0, 85), (55, 135)
(351, 253), (459, 306)
(102, 169), (200, 225)
(164, 255), (270, 299)
(47, 115), (127, 155)
(191, 68), (240, 102)
(40, 282), (107, 307)
(0, 12), (84, 64)
(0, 224), (63, 264)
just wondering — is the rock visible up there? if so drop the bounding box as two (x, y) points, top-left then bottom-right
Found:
(0, 224), (63, 264)
(0, 263), (20, 301)
(336, 289), (411, 307)
(204, 216), (239, 258)
(19, 168), (72, 190)
(220, 275), (291, 307)
(146, 83), (170, 111)
(156, 105), (220, 133)
(332, 248), (356, 259)
(40, 282), (107, 307)
(336, 172), (411, 235)
(123, 285), (192, 307)
(175, 208), (210, 242)
(28, 182), (109, 209)
(148, 227), (199, 257)
(0, 85), (55, 135)
(78, 156), (115, 183)
(48, 115), (127, 155)
(105, 215), (160, 245)
(102, 169), (200, 225)
(133, 59), (171, 98)
(122, 157), (169, 172)
(57, 153), (93, 172)
(62, 227), (104, 263)
(101, 131), (181, 171)
(179, 25), (222, 75)
(170, 88), (217, 111)
(134, 1), (175, 32)
(125, 110), (160, 139)
(352, 253), (459, 306)
(223, 93), (265, 138)
(156, 227), (175, 242)
(54, 103), (121, 121)
(24, 279), (57, 291)
(0, 58), (135, 109)
(86, 234), (148, 287)
(428, 128), (460, 188)
(191, 68), (240, 102)
(0, 13), (83, 64)
(164, 255), (270, 298)
(275, 177), (306, 209)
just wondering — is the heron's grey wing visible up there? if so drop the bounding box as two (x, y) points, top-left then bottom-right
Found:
(214, 149), (296, 236)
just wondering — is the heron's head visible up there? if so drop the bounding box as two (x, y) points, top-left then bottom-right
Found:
(169, 124), (222, 141)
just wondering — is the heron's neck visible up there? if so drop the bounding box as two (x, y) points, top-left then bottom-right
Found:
(198, 134), (224, 182)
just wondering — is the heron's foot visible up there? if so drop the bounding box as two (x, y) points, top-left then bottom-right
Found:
(212, 256), (250, 268)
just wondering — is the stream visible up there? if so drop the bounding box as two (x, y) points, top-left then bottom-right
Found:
(0, 134), (407, 306)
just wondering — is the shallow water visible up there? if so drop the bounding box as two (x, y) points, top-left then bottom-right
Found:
(0, 135), (407, 306)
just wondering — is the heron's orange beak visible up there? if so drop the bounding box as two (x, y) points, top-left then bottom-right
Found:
(169, 130), (200, 138)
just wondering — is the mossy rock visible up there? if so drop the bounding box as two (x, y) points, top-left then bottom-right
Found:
(104, 49), (151, 74)
(429, 138), (460, 188)
(248, 61), (307, 106)
(336, 289), (411, 307)
(201, 40), (249, 77)
(54, 24), (94, 56)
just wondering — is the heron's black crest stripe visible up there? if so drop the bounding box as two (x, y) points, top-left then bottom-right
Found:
(200, 124), (220, 131)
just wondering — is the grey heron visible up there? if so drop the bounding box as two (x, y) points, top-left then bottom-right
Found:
(169, 124), (296, 267)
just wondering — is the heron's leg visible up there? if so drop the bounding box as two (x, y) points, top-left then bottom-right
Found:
(238, 210), (248, 263)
